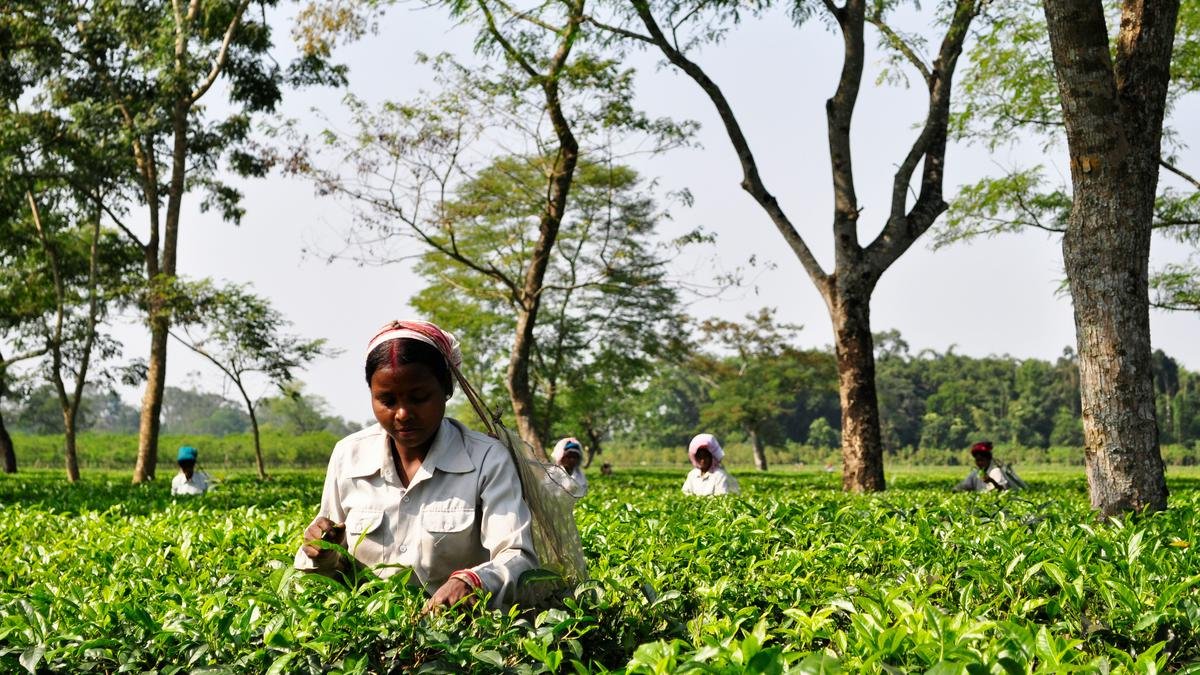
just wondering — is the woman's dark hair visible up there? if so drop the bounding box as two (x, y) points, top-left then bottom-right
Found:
(365, 338), (454, 396)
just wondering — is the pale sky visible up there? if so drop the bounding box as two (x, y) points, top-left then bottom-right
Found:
(86, 4), (1200, 424)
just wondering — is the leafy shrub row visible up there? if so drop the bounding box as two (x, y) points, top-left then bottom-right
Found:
(601, 441), (1200, 469)
(8, 431), (343, 470)
(2, 468), (1198, 672)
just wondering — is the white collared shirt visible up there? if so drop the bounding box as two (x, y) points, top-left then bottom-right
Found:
(544, 465), (588, 499)
(681, 466), (740, 496)
(955, 462), (1017, 492)
(171, 471), (210, 495)
(294, 418), (537, 605)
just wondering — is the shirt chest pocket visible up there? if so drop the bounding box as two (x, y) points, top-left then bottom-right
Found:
(345, 508), (386, 551)
(421, 507), (475, 535)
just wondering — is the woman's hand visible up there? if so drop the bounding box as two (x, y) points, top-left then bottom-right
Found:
(302, 517), (346, 559)
(421, 577), (477, 615)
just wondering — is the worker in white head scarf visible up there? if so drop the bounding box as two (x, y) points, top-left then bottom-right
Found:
(550, 437), (588, 498)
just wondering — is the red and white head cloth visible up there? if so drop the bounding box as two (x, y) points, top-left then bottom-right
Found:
(366, 320), (463, 369)
(688, 433), (724, 469)
(552, 437), (583, 464)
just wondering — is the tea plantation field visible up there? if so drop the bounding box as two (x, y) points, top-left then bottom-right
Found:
(2, 468), (1198, 673)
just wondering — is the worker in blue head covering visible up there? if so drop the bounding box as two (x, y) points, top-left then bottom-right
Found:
(171, 445), (211, 495)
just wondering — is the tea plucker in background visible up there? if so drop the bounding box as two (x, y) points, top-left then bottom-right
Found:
(681, 433), (740, 496)
(295, 320), (537, 611)
(953, 441), (1027, 492)
(171, 445), (211, 495)
(549, 437), (588, 498)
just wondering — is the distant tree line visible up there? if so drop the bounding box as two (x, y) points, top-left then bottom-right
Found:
(1, 383), (356, 439)
(611, 324), (1200, 459)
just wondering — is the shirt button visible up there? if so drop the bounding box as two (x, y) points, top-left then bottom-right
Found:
(402, 496), (411, 503)
(399, 545), (408, 553)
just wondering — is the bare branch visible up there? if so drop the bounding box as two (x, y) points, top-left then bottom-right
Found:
(0, 347), (50, 369)
(585, 16), (655, 44)
(477, 0), (541, 80)
(494, 0), (565, 35)
(1161, 158), (1200, 190)
(190, 0), (252, 103)
(866, 0), (979, 273)
(867, 13), (932, 86)
(628, 0), (829, 291)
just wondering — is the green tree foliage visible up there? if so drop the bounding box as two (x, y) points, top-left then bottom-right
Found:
(406, 155), (693, 450)
(256, 383), (356, 437)
(160, 385), (250, 437)
(170, 281), (336, 479)
(2, 0), (345, 482)
(287, 0), (692, 451)
(618, 310), (839, 465)
(628, 330), (1200, 456)
(941, 0), (1200, 297)
(807, 417), (840, 450)
(0, 63), (143, 480)
(694, 310), (831, 471)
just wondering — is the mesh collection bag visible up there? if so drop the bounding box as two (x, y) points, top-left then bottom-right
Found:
(449, 364), (589, 597)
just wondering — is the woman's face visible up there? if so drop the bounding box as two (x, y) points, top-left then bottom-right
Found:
(370, 363), (448, 455)
(559, 452), (580, 474)
(695, 447), (713, 472)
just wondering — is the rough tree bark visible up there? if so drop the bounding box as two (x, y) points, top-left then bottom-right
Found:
(1042, 0), (1178, 516)
(623, 0), (979, 491)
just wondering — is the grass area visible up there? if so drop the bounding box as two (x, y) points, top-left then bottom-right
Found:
(1, 467), (1198, 672)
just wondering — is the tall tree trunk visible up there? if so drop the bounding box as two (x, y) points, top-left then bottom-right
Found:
(748, 427), (768, 472)
(247, 400), (267, 481)
(507, 307), (544, 454)
(830, 287), (885, 492)
(132, 86), (189, 484)
(133, 315), (169, 482)
(63, 406), (80, 483)
(496, 8), (581, 457)
(1043, 0), (1177, 517)
(583, 423), (602, 468)
(0, 410), (15, 474)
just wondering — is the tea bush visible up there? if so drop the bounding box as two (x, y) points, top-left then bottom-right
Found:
(1, 468), (1198, 673)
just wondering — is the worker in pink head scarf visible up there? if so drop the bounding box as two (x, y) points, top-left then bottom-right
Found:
(682, 433), (740, 496)
(550, 437), (588, 498)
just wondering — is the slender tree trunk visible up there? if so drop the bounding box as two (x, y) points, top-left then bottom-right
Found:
(63, 406), (80, 483)
(830, 285), (886, 492)
(246, 398), (267, 480)
(499, 11), (581, 456)
(133, 90), (189, 483)
(0, 410), (15, 474)
(748, 427), (767, 472)
(1043, 0), (1177, 516)
(507, 307), (544, 454)
(583, 423), (602, 468)
(133, 315), (169, 482)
